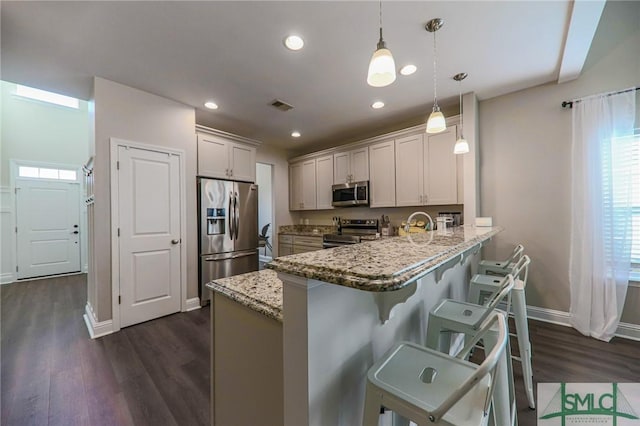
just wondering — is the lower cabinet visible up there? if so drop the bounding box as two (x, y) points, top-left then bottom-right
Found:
(278, 234), (322, 256)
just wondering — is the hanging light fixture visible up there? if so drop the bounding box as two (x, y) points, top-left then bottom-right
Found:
(425, 18), (446, 134)
(453, 72), (469, 154)
(367, 1), (396, 87)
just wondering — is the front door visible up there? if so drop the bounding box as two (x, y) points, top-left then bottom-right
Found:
(117, 145), (182, 328)
(16, 179), (81, 279)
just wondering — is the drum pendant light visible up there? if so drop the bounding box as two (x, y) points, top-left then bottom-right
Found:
(367, 1), (396, 88)
(453, 72), (470, 154)
(425, 18), (446, 134)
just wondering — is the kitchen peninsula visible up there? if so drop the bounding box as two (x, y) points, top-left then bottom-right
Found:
(208, 225), (501, 426)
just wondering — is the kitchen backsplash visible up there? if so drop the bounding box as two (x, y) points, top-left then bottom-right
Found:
(289, 205), (464, 230)
(279, 224), (337, 234)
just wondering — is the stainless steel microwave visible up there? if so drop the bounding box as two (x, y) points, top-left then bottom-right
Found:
(332, 181), (369, 207)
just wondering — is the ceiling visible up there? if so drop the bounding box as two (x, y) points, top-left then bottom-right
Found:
(1, 1), (603, 152)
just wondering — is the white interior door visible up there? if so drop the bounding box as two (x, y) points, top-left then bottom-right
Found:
(117, 145), (181, 328)
(16, 179), (81, 279)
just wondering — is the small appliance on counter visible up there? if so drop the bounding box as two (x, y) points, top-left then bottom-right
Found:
(198, 178), (259, 305)
(438, 211), (462, 228)
(322, 218), (379, 248)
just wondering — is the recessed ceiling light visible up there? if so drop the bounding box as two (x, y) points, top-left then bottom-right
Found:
(371, 101), (385, 109)
(400, 64), (417, 76)
(284, 35), (304, 51)
(291, 131), (301, 138)
(204, 101), (218, 110)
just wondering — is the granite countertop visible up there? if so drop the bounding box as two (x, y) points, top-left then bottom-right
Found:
(206, 269), (283, 323)
(267, 225), (502, 292)
(279, 225), (336, 237)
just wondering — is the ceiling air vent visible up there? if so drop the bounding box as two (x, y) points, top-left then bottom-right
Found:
(270, 99), (294, 112)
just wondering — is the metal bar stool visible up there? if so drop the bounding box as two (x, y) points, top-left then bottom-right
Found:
(363, 312), (508, 426)
(425, 275), (517, 426)
(468, 255), (535, 409)
(478, 244), (524, 276)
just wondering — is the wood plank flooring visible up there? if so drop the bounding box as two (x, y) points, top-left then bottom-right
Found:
(1, 274), (210, 426)
(2, 274), (640, 426)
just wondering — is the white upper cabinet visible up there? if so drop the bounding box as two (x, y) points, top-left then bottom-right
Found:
(197, 133), (256, 182)
(368, 139), (396, 208)
(289, 159), (317, 211)
(395, 126), (457, 206)
(424, 126), (458, 205)
(315, 155), (334, 210)
(395, 134), (425, 206)
(333, 147), (369, 184)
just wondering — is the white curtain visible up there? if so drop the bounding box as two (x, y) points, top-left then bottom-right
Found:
(569, 89), (636, 342)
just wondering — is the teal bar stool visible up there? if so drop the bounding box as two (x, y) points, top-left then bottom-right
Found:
(468, 255), (535, 409)
(425, 275), (517, 426)
(362, 312), (508, 426)
(478, 244), (524, 276)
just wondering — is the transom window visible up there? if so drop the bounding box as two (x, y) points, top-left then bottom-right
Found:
(18, 166), (77, 181)
(15, 84), (79, 109)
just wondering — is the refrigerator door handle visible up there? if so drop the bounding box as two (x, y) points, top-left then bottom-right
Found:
(203, 250), (256, 261)
(228, 192), (235, 240)
(234, 192), (239, 240)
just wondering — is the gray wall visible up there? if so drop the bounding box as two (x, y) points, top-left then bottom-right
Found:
(91, 77), (197, 322)
(478, 1), (640, 323)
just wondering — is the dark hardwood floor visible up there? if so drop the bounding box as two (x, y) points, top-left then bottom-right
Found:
(1, 274), (210, 426)
(2, 274), (639, 426)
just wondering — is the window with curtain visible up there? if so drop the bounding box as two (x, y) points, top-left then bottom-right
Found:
(630, 133), (640, 281)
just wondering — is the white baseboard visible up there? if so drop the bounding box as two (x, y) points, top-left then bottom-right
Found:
(509, 304), (640, 342)
(83, 303), (114, 339)
(185, 297), (201, 311)
(1, 272), (16, 285)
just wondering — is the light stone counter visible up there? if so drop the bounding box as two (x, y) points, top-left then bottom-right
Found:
(206, 269), (283, 322)
(268, 225), (502, 291)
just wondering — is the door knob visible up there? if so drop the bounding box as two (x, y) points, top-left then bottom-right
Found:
(171, 239), (180, 244)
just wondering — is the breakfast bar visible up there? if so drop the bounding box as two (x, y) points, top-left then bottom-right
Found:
(208, 225), (501, 426)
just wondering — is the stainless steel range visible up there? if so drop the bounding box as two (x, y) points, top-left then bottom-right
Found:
(322, 218), (379, 248)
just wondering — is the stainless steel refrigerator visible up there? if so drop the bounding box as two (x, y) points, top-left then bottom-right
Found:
(198, 178), (259, 305)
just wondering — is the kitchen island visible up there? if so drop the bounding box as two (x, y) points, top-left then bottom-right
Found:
(267, 224), (501, 426)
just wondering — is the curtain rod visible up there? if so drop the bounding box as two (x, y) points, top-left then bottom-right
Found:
(561, 86), (640, 108)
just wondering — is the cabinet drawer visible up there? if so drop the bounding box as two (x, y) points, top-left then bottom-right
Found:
(293, 245), (321, 254)
(279, 235), (293, 244)
(293, 236), (322, 248)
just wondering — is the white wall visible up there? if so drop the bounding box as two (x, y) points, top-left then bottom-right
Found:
(0, 81), (90, 185)
(256, 145), (293, 257)
(91, 77), (197, 322)
(0, 80), (90, 283)
(256, 162), (273, 258)
(478, 1), (640, 324)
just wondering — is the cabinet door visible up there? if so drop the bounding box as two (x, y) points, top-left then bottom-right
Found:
(278, 243), (293, 257)
(369, 140), (396, 207)
(395, 135), (424, 206)
(289, 163), (303, 211)
(333, 152), (350, 184)
(230, 143), (256, 182)
(316, 155), (334, 210)
(350, 147), (369, 182)
(198, 134), (230, 179)
(301, 159), (317, 210)
(425, 126), (457, 205)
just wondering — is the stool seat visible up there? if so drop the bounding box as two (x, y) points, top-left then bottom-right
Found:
(368, 342), (491, 426)
(478, 244), (524, 276)
(431, 299), (491, 329)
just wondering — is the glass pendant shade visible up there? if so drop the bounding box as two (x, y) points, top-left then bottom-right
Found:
(426, 107), (446, 133)
(367, 46), (396, 87)
(454, 137), (469, 154)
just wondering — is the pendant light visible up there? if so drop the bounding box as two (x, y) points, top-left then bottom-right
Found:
(367, 1), (396, 88)
(453, 72), (470, 154)
(425, 18), (446, 134)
